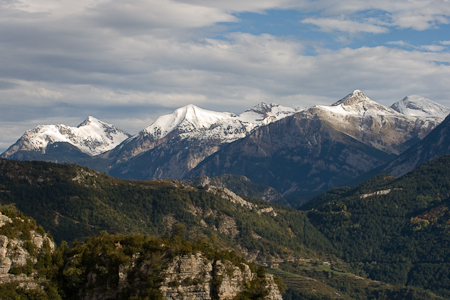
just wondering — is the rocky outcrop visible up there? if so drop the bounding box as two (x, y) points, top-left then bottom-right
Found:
(75, 249), (283, 300)
(185, 175), (291, 207)
(160, 253), (282, 300)
(160, 253), (214, 299)
(0, 212), (55, 288)
(205, 185), (256, 210)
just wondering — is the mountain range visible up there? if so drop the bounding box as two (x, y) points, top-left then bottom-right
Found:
(2, 90), (449, 203)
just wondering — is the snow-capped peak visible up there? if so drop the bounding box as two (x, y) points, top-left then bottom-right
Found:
(1, 117), (131, 157)
(137, 102), (298, 144)
(391, 95), (450, 118)
(332, 90), (375, 106)
(77, 116), (103, 127)
(321, 89), (398, 117)
(142, 104), (236, 139)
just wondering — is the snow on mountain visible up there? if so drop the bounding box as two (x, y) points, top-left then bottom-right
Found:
(310, 90), (439, 154)
(1, 117), (131, 157)
(322, 89), (399, 116)
(137, 103), (298, 144)
(141, 104), (242, 140)
(391, 95), (450, 118)
(237, 103), (300, 131)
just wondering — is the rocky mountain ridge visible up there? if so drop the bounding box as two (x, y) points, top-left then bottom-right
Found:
(1, 116), (131, 159)
(186, 90), (445, 199)
(315, 90), (439, 154)
(2, 90), (449, 201)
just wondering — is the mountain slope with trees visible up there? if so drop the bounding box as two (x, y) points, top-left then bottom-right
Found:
(0, 158), (333, 263)
(306, 154), (450, 298)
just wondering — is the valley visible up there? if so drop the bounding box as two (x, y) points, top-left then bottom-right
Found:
(1, 90), (450, 299)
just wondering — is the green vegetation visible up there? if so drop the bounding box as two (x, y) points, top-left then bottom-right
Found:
(0, 159), (333, 263)
(306, 154), (450, 298)
(0, 206), (275, 300)
(4, 156), (450, 299)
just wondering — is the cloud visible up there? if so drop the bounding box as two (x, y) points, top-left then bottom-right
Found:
(419, 45), (446, 52)
(387, 40), (447, 52)
(386, 40), (411, 47)
(87, 0), (239, 35)
(1, 0), (450, 150)
(302, 17), (389, 34)
(303, 0), (450, 31)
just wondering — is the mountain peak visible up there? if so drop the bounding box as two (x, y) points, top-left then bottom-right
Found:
(1, 117), (131, 158)
(332, 90), (373, 106)
(247, 102), (279, 114)
(142, 105), (236, 139)
(78, 116), (102, 127)
(238, 102), (297, 126)
(391, 95), (450, 118)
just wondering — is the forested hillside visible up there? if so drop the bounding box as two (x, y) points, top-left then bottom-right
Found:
(0, 158), (332, 264)
(0, 204), (285, 300)
(306, 154), (450, 298)
(2, 157), (450, 299)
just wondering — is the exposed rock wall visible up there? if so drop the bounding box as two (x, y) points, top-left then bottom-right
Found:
(77, 251), (282, 300)
(0, 212), (55, 288)
(160, 253), (282, 300)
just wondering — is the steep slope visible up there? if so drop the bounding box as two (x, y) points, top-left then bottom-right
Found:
(1, 116), (131, 161)
(306, 154), (450, 298)
(190, 108), (395, 198)
(381, 113), (450, 177)
(315, 90), (438, 154)
(184, 174), (291, 207)
(189, 90), (438, 198)
(0, 159), (333, 262)
(391, 95), (450, 118)
(106, 103), (298, 180)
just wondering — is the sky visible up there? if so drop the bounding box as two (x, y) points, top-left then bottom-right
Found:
(1, 0), (450, 152)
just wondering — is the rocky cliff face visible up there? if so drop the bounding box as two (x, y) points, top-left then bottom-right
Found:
(0, 211), (55, 289)
(65, 235), (283, 300)
(160, 253), (282, 300)
(79, 251), (282, 300)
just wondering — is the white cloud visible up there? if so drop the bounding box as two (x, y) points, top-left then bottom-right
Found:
(419, 45), (446, 52)
(303, 0), (450, 31)
(386, 40), (412, 47)
(1, 0), (450, 150)
(302, 17), (389, 34)
(386, 40), (447, 52)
